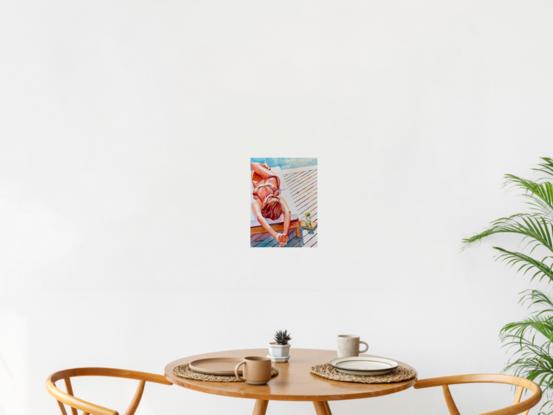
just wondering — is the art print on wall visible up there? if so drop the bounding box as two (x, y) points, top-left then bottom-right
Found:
(250, 158), (317, 248)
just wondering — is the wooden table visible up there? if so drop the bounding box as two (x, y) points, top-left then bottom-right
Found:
(164, 348), (417, 415)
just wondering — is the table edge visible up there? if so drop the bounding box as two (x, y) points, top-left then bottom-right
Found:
(165, 374), (417, 401)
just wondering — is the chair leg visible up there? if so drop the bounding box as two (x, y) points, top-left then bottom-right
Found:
(296, 227), (301, 237)
(313, 401), (331, 415)
(252, 400), (269, 415)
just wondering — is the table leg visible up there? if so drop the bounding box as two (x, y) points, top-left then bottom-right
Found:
(252, 399), (269, 415)
(313, 401), (332, 415)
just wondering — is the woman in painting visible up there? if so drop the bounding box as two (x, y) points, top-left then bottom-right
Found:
(251, 162), (291, 247)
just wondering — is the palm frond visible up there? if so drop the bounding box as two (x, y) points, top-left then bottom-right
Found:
(534, 157), (553, 180)
(504, 174), (553, 222)
(500, 290), (553, 415)
(462, 157), (553, 414)
(463, 214), (553, 253)
(494, 248), (553, 285)
(501, 310), (553, 415)
(501, 315), (553, 342)
(521, 290), (553, 315)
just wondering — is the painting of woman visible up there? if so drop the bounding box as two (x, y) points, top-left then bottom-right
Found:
(251, 162), (291, 247)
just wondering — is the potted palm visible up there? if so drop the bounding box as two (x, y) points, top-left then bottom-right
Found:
(268, 330), (292, 362)
(464, 157), (553, 415)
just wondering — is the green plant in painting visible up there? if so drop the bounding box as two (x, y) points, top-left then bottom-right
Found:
(464, 157), (553, 415)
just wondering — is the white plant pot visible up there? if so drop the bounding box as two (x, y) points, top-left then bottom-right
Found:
(268, 342), (291, 358)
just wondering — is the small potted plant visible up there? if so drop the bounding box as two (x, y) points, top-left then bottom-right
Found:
(268, 330), (292, 362)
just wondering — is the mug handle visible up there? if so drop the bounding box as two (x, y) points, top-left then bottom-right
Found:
(359, 341), (369, 353)
(235, 361), (246, 380)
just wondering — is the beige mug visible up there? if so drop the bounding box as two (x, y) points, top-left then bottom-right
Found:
(337, 334), (369, 358)
(234, 356), (272, 385)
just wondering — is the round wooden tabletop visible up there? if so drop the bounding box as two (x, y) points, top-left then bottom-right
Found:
(164, 348), (417, 402)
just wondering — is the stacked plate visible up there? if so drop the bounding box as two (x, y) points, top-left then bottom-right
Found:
(329, 356), (399, 376)
(189, 358), (243, 376)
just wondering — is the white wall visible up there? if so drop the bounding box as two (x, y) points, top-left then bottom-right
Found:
(1, 1), (553, 414)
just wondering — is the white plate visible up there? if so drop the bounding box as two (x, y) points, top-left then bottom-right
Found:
(329, 357), (398, 376)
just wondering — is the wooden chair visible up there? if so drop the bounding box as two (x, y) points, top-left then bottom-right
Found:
(414, 374), (542, 415)
(46, 368), (172, 415)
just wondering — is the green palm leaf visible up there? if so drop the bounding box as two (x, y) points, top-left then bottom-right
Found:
(501, 315), (553, 342)
(494, 248), (553, 285)
(463, 214), (553, 253)
(505, 174), (553, 222)
(535, 157), (553, 180)
(463, 157), (553, 415)
(521, 290), (553, 315)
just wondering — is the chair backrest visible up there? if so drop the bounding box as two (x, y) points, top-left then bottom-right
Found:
(414, 374), (542, 415)
(46, 367), (172, 415)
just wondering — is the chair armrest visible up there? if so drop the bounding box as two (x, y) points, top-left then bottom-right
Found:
(46, 377), (118, 415)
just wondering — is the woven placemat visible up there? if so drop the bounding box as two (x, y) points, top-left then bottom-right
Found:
(173, 364), (279, 382)
(311, 363), (416, 384)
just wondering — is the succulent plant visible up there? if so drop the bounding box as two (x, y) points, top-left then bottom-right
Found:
(273, 330), (292, 345)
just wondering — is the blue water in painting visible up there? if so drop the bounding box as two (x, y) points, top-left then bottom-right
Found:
(251, 157), (317, 170)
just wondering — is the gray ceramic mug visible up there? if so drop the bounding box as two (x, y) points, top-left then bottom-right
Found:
(337, 334), (369, 358)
